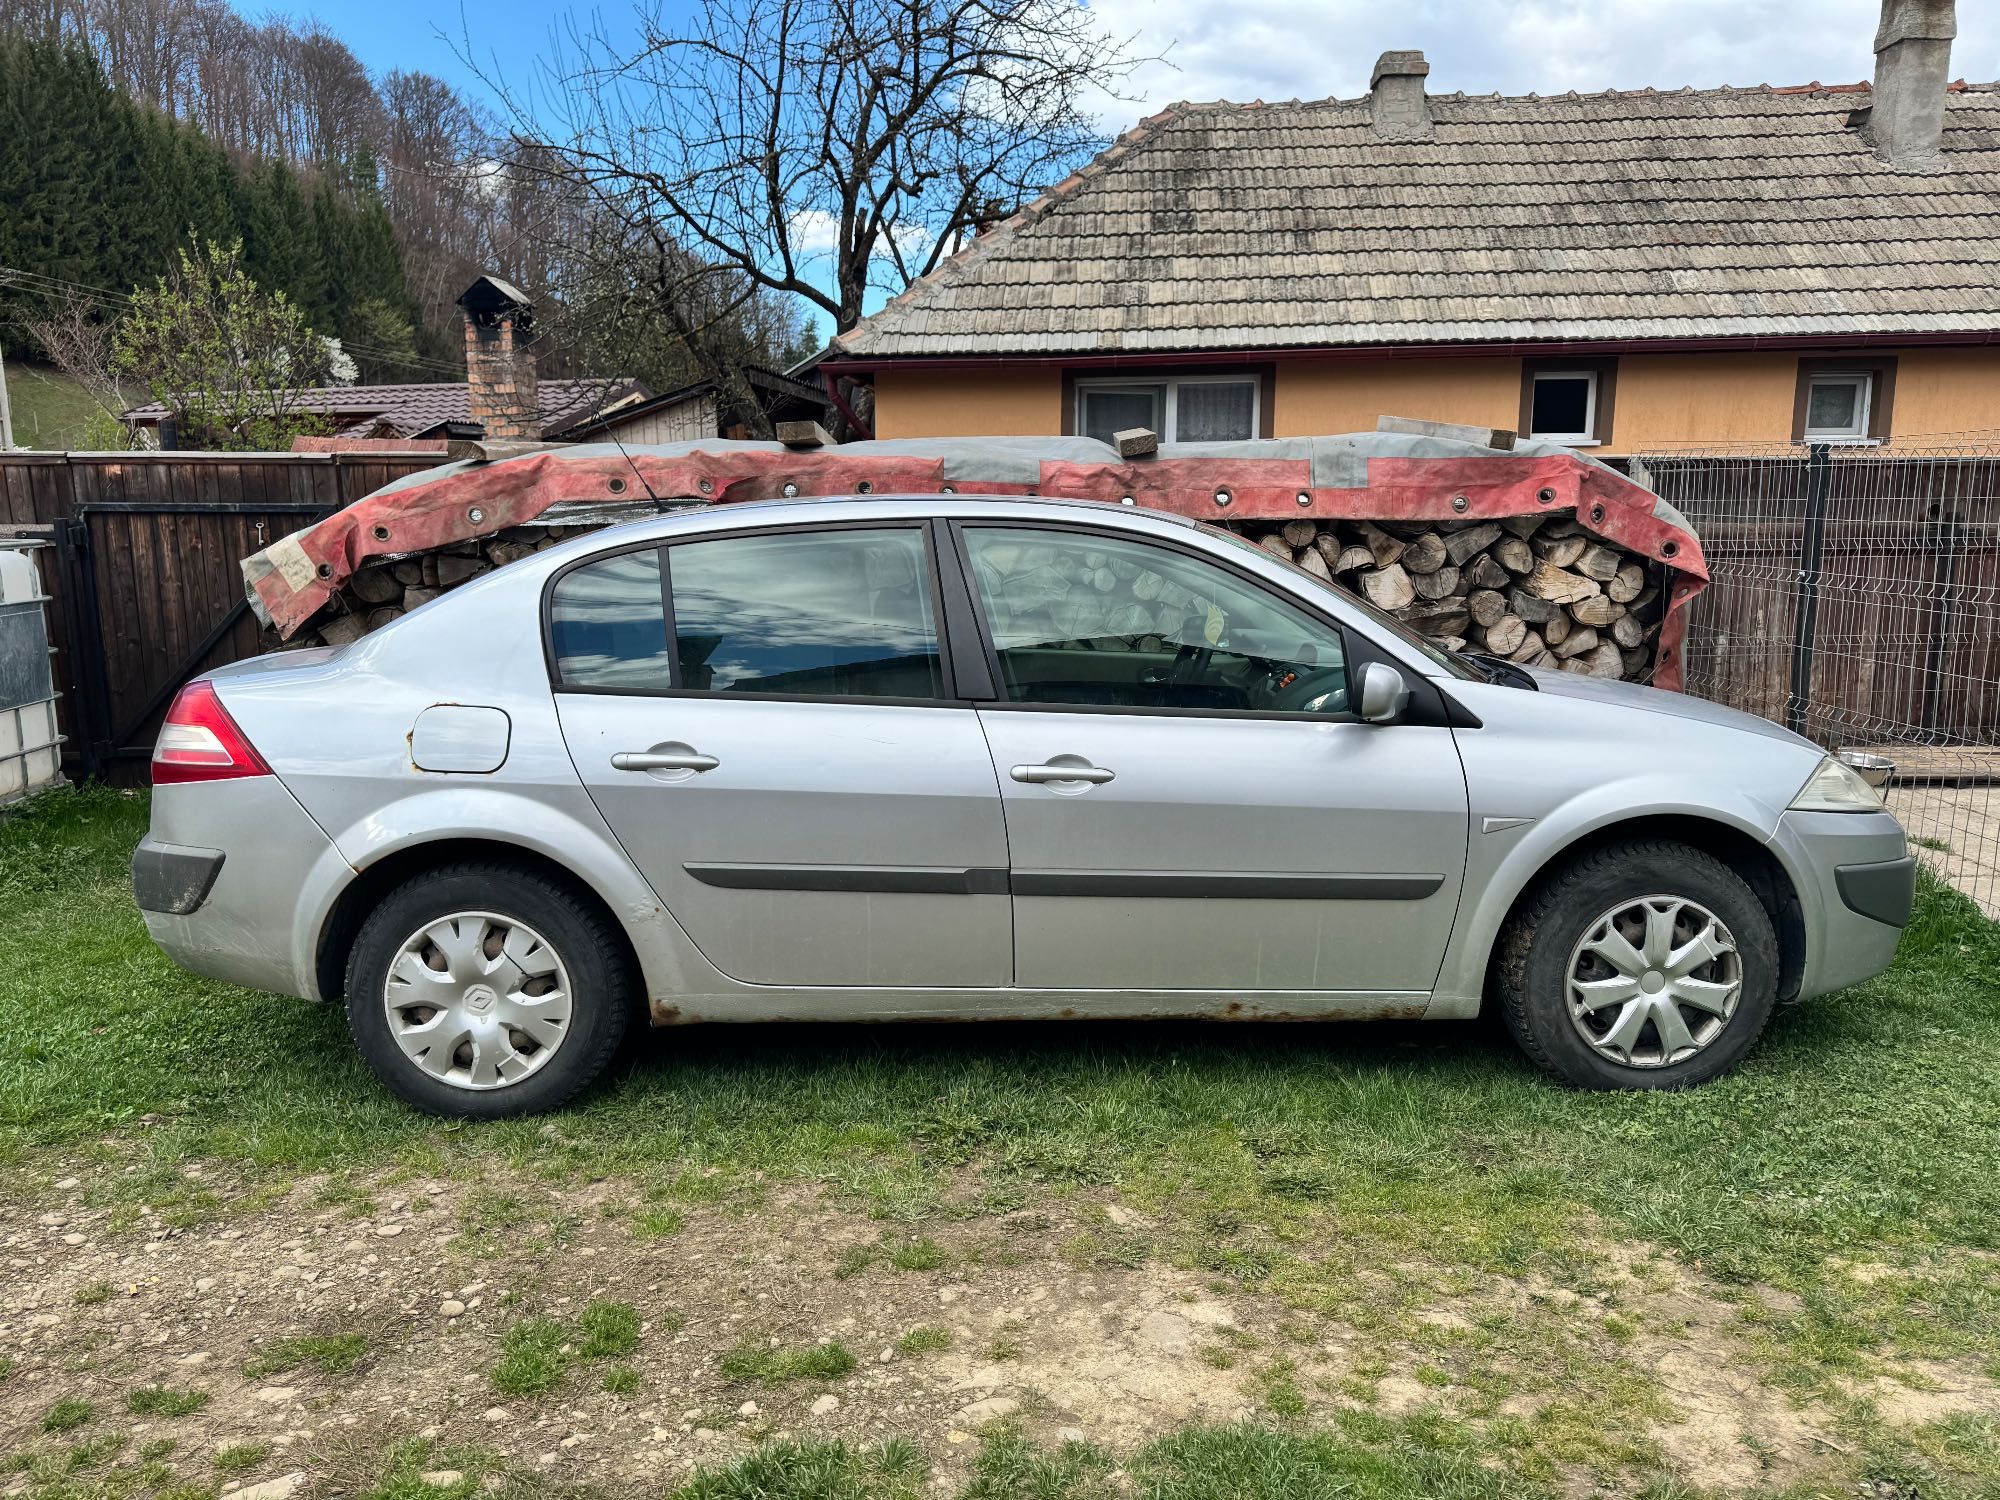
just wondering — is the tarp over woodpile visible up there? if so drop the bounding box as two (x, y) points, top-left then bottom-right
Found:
(240, 433), (1710, 689)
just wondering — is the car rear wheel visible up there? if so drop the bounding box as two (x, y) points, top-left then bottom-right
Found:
(1495, 840), (1778, 1090)
(345, 863), (632, 1118)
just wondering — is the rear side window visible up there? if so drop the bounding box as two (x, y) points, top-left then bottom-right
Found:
(669, 527), (945, 699)
(549, 549), (670, 689)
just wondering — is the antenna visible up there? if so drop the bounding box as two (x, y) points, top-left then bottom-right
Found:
(602, 426), (667, 510)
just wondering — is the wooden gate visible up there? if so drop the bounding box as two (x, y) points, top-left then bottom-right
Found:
(0, 451), (441, 783)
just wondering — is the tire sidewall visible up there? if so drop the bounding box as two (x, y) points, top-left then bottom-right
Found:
(346, 867), (627, 1118)
(1513, 846), (1778, 1090)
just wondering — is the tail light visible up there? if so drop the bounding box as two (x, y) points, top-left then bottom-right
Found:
(152, 680), (271, 785)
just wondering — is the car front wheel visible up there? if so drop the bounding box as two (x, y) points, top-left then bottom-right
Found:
(344, 863), (632, 1118)
(1495, 840), (1779, 1090)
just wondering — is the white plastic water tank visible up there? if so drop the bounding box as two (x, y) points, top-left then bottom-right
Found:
(0, 541), (64, 805)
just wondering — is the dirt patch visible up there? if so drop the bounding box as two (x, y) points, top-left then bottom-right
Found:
(1852, 1359), (2000, 1426)
(0, 1169), (1969, 1495)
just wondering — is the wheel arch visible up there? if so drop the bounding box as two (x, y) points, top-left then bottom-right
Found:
(1487, 814), (1807, 1006)
(315, 838), (646, 1007)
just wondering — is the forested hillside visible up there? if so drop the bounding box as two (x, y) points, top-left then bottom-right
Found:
(0, 32), (422, 381)
(0, 1), (815, 392)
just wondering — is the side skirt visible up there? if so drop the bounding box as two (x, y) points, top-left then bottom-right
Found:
(647, 988), (1433, 1025)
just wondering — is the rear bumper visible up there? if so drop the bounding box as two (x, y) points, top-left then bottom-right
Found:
(138, 776), (348, 1000)
(132, 839), (225, 915)
(1775, 810), (1910, 1000)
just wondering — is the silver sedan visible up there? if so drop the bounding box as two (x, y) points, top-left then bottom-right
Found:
(133, 497), (1913, 1116)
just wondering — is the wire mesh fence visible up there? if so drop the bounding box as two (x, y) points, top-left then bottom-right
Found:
(1635, 436), (2000, 918)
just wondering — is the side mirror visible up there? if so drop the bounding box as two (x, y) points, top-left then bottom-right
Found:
(1357, 661), (1411, 724)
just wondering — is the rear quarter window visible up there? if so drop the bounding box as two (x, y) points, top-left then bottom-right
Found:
(549, 549), (671, 690)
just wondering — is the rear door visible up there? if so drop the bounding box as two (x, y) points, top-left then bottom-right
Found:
(551, 521), (1012, 989)
(955, 521), (1470, 997)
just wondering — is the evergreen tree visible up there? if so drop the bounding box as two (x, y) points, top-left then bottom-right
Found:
(0, 29), (421, 371)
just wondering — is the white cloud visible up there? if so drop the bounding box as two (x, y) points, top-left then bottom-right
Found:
(1087, 0), (2000, 125)
(786, 209), (844, 256)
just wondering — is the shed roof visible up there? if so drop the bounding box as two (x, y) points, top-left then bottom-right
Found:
(832, 81), (2000, 359)
(122, 378), (648, 440)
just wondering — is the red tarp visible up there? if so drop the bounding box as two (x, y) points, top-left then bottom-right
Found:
(242, 438), (1708, 690)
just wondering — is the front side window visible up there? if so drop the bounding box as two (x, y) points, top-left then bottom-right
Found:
(549, 548), (671, 689)
(1804, 373), (1871, 441)
(1076, 376), (1258, 445)
(669, 527), (945, 700)
(1528, 371), (1598, 444)
(962, 526), (1349, 715)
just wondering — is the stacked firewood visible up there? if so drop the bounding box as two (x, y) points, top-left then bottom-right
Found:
(283, 511), (1664, 684)
(283, 526), (578, 647)
(1239, 514), (1664, 680)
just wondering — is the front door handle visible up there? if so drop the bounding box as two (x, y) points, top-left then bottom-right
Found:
(612, 748), (719, 773)
(1012, 761), (1115, 785)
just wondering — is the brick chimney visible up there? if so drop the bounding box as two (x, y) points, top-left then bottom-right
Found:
(1370, 50), (1432, 141)
(457, 275), (540, 441)
(1869, 0), (1956, 169)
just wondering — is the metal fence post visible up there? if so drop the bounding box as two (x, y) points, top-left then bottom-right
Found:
(1786, 442), (1831, 737)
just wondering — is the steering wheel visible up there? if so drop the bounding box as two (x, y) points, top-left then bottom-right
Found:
(1265, 665), (1350, 714)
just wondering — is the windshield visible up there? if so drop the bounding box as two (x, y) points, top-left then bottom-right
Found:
(1198, 522), (1484, 681)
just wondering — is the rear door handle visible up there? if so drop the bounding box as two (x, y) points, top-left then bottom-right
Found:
(612, 749), (719, 773)
(1012, 761), (1115, 785)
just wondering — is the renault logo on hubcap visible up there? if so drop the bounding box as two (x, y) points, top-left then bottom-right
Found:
(463, 984), (498, 1014)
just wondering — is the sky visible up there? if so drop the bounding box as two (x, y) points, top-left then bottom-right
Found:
(281, 0), (2000, 131)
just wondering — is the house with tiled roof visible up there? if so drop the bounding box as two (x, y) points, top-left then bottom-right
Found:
(825, 0), (1999, 455)
(123, 278), (652, 449)
(121, 376), (652, 447)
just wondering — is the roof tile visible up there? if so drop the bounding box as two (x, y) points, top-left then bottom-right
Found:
(836, 85), (2000, 356)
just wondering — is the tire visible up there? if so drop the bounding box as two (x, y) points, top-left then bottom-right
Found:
(344, 862), (633, 1118)
(1495, 840), (1778, 1091)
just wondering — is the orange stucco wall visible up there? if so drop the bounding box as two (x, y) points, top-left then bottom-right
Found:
(1275, 359), (1522, 437)
(872, 368), (1061, 437)
(1888, 349), (2000, 439)
(865, 348), (2000, 451)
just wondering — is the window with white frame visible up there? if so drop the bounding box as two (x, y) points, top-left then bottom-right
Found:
(1803, 372), (1874, 442)
(1527, 370), (1599, 445)
(1076, 376), (1258, 445)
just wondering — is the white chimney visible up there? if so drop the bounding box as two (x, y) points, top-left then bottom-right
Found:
(1370, 50), (1432, 141)
(1869, 0), (1956, 169)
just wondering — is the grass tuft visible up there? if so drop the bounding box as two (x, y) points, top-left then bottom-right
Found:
(42, 1399), (92, 1434)
(718, 1340), (858, 1384)
(214, 1442), (269, 1473)
(895, 1326), (953, 1356)
(491, 1317), (567, 1397)
(244, 1332), (370, 1379)
(127, 1385), (210, 1417)
(578, 1300), (642, 1359)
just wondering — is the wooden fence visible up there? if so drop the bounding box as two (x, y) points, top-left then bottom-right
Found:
(3, 444), (1995, 792)
(1638, 446), (2000, 747)
(0, 451), (442, 783)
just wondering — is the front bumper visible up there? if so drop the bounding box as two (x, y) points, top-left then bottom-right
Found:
(1775, 809), (1911, 1000)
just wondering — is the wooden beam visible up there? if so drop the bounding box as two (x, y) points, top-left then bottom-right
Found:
(1374, 414), (1518, 450)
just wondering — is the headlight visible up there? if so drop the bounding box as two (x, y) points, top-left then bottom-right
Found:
(1789, 755), (1886, 812)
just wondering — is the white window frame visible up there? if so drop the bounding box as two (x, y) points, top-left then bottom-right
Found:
(1802, 372), (1875, 444)
(1075, 374), (1260, 445)
(1527, 370), (1600, 447)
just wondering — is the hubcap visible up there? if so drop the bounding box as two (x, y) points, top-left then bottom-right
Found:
(382, 911), (573, 1091)
(1565, 894), (1742, 1068)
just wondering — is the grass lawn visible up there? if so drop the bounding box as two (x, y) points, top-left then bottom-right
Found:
(0, 360), (126, 451)
(2, 785), (1998, 1497)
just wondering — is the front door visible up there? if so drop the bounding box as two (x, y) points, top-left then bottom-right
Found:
(957, 523), (1470, 997)
(552, 524), (1011, 989)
